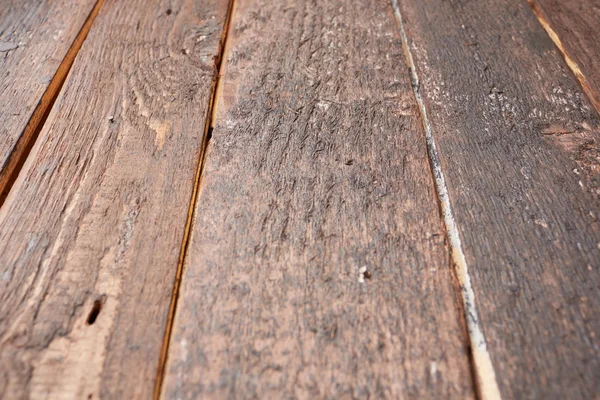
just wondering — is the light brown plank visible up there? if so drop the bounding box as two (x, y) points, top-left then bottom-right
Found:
(0, 0), (99, 199)
(0, 0), (229, 398)
(528, 0), (600, 113)
(395, 0), (600, 398)
(162, 0), (476, 398)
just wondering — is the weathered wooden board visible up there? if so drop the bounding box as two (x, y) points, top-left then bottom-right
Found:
(396, 0), (600, 398)
(162, 0), (476, 398)
(0, 0), (99, 199)
(528, 0), (600, 113)
(0, 0), (228, 398)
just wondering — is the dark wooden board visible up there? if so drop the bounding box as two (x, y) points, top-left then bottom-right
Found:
(162, 0), (476, 398)
(395, 0), (600, 398)
(0, 0), (99, 199)
(0, 0), (228, 398)
(529, 0), (600, 113)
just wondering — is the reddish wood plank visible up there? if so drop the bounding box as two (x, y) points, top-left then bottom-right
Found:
(161, 0), (476, 398)
(0, 0), (99, 199)
(0, 0), (229, 398)
(528, 0), (600, 113)
(395, 0), (600, 398)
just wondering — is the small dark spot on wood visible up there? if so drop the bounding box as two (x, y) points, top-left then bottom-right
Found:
(345, 159), (354, 165)
(363, 270), (372, 280)
(166, 8), (172, 15)
(87, 300), (103, 325)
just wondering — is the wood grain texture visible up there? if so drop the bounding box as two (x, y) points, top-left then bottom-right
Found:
(162, 0), (476, 398)
(528, 0), (600, 113)
(0, 0), (98, 197)
(0, 0), (228, 398)
(396, 0), (600, 398)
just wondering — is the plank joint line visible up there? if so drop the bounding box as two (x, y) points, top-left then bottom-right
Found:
(527, 0), (600, 115)
(391, 1), (502, 399)
(0, 0), (105, 207)
(152, 0), (237, 398)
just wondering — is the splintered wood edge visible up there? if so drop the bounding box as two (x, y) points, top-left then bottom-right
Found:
(391, 1), (503, 399)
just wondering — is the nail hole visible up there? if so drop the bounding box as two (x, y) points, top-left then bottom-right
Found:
(358, 266), (372, 283)
(166, 8), (172, 15)
(87, 300), (103, 325)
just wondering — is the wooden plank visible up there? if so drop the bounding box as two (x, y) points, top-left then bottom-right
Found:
(528, 0), (600, 113)
(0, 0), (229, 398)
(394, 0), (600, 398)
(161, 0), (476, 398)
(0, 0), (99, 200)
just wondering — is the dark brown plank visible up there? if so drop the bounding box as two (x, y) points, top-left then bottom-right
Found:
(0, 0), (99, 198)
(0, 0), (229, 398)
(395, 0), (600, 398)
(162, 0), (476, 398)
(529, 0), (600, 113)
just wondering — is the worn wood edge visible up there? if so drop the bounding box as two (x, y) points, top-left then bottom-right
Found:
(527, 0), (600, 115)
(0, 0), (105, 207)
(391, 1), (502, 399)
(153, 0), (237, 398)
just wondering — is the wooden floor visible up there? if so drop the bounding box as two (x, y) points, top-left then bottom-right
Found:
(0, 0), (598, 399)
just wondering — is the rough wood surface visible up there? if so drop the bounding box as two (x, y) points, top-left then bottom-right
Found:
(528, 0), (600, 113)
(162, 0), (476, 398)
(396, 0), (600, 398)
(0, 0), (98, 198)
(0, 0), (228, 398)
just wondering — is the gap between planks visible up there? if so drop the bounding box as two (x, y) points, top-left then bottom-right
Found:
(0, 0), (105, 208)
(391, 1), (502, 399)
(527, 0), (600, 115)
(152, 0), (237, 398)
